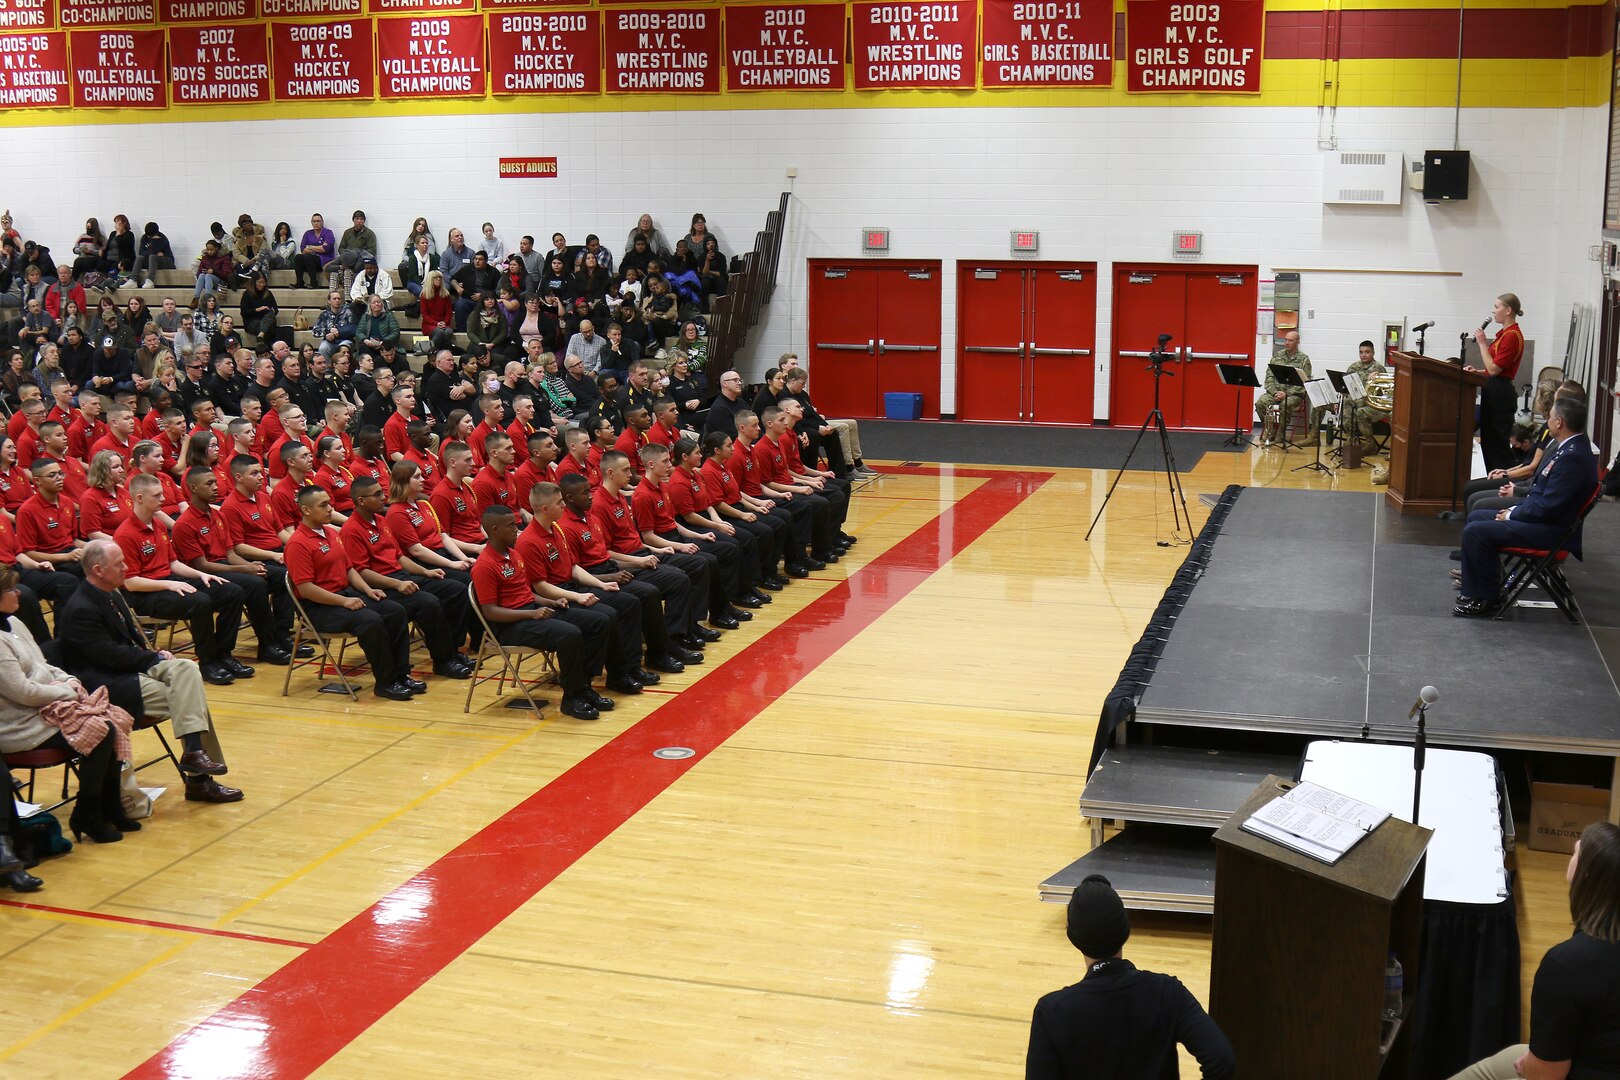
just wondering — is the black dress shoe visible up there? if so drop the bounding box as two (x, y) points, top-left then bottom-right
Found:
(814, 550), (840, 564)
(256, 644), (293, 665)
(735, 594), (765, 609)
(221, 658), (256, 679)
(294, 642), (316, 658)
(587, 690), (615, 711)
(1453, 596), (1501, 618)
(2, 869), (42, 892)
(374, 681), (415, 701)
(560, 694), (600, 720)
(758, 577), (785, 591)
(1449, 549), (1463, 562)
(200, 662), (235, 686)
(403, 676), (429, 694)
(692, 624), (725, 641)
(726, 607), (753, 622)
(433, 659), (472, 680)
(632, 667), (662, 685)
(606, 673), (645, 694)
(671, 645), (705, 665)
(749, 589), (772, 604)
(179, 749), (228, 776)
(645, 654), (686, 674)
(184, 777), (244, 803)
(802, 556), (827, 571)
(839, 533), (857, 546)
(676, 633), (705, 650)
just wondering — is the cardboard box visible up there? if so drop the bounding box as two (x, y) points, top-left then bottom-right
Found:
(1529, 782), (1609, 854)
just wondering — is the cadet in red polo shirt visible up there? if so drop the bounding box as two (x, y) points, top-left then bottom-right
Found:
(645, 398), (684, 449)
(285, 485), (417, 702)
(429, 442), (487, 553)
(116, 472), (250, 686)
(730, 410), (815, 575)
(668, 437), (769, 604)
(750, 407), (840, 566)
(66, 391), (108, 461)
(0, 504), (77, 640)
(470, 430), (521, 521)
(384, 385), (416, 462)
(556, 472), (698, 671)
(16, 458), (84, 572)
(383, 460), (476, 579)
(312, 435), (355, 515)
(778, 397), (854, 547)
(613, 406), (653, 480)
(268, 441), (321, 532)
(698, 431), (790, 587)
(402, 420), (441, 488)
(516, 481), (649, 696)
(36, 421), (88, 502)
(505, 395), (540, 467)
(472, 504), (605, 721)
(267, 404), (316, 482)
(347, 427), (389, 488)
(90, 404), (138, 467)
(511, 430), (559, 515)
(172, 466), (295, 665)
(555, 426), (596, 488)
(466, 395), (505, 468)
(339, 474), (472, 680)
(634, 443), (753, 621)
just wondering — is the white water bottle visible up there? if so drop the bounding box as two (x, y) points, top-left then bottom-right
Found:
(1383, 952), (1404, 1021)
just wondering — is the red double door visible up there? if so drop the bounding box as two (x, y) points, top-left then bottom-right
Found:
(1110, 265), (1259, 430)
(956, 263), (1097, 424)
(807, 260), (942, 419)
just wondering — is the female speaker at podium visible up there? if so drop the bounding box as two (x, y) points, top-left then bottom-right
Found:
(1468, 293), (1525, 472)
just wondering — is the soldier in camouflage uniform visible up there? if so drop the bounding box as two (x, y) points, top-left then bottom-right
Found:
(1341, 340), (1390, 449)
(1255, 331), (1311, 445)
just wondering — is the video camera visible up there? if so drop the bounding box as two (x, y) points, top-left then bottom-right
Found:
(1147, 333), (1178, 374)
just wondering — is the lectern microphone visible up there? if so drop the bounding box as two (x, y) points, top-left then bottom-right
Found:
(1412, 321), (1435, 333)
(1407, 684), (1439, 720)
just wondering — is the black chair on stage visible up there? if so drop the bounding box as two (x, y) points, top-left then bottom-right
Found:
(1494, 482), (1604, 623)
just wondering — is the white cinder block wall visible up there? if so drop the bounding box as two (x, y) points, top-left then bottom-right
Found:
(5, 102), (1606, 418)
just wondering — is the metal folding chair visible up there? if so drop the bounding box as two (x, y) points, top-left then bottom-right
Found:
(4, 747), (79, 812)
(281, 574), (362, 700)
(463, 581), (555, 716)
(1494, 482), (1604, 623)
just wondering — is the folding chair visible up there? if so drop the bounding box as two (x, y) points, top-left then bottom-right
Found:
(281, 574), (362, 700)
(1494, 482), (1604, 623)
(5, 746), (80, 813)
(463, 581), (554, 716)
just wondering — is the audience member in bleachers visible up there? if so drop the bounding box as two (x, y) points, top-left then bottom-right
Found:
(332, 210), (378, 292)
(353, 294), (400, 362)
(291, 213), (335, 290)
(403, 217), (437, 260)
(468, 293), (512, 360)
(229, 215), (267, 285)
(400, 235), (435, 300)
(704, 369), (746, 439)
(439, 226), (472, 283)
(626, 214), (673, 260)
(193, 240), (233, 305)
(69, 217), (105, 281)
(268, 222), (296, 276)
(478, 223), (507, 265)
(348, 256), (393, 318)
(238, 273), (280, 347)
(450, 251), (498, 330)
(133, 221), (175, 290)
(59, 539), (243, 803)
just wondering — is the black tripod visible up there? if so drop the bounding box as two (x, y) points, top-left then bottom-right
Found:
(1086, 339), (1193, 543)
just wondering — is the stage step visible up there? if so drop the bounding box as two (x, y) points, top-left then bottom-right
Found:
(1080, 744), (1299, 842)
(1040, 825), (1215, 914)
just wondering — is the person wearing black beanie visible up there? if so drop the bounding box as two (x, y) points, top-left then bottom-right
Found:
(1026, 874), (1236, 1079)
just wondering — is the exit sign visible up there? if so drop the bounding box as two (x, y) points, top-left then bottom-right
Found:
(1010, 230), (1039, 255)
(862, 227), (890, 254)
(1172, 230), (1203, 258)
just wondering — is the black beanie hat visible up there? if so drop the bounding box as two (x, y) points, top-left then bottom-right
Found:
(1067, 874), (1131, 958)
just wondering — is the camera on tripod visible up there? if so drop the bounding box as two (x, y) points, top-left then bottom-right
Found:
(1147, 333), (1178, 374)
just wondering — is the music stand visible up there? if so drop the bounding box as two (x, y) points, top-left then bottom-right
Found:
(1292, 379), (1336, 475)
(1326, 369), (1356, 462)
(1217, 364), (1261, 447)
(1266, 363), (1308, 450)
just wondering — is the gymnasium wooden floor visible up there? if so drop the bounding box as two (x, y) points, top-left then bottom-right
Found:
(0, 439), (1576, 1079)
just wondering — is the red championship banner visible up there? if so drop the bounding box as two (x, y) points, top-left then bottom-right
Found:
(376, 14), (484, 96)
(851, 2), (974, 90)
(724, 3), (844, 92)
(263, 0), (360, 17)
(169, 24), (270, 102)
(371, 0), (470, 15)
(270, 18), (373, 99)
(162, 0), (256, 21)
(69, 28), (164, 105)
(603, 6), (719, 93)
(484, 0), (575, 9)
(0, 0), (53, 32)
(0, 31), (68, 106)
(61, 0), (152, 25)
(981, 0), (1113, 88)
(488, 9), (600, 94)
(1126, 0), (1262, 93)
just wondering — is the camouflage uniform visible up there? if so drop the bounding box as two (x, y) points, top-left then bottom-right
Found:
(1342, 356), (1390, 444)
(1255, 348), (1311, 444)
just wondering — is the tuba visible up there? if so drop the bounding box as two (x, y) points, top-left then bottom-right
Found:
(1364, 368), (1395, 412)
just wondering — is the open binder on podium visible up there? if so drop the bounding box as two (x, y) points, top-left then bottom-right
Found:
(1240, 780), (1391, 864)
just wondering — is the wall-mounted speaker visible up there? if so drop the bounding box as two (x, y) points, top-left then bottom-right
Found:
(1422, 150), (1471, 202)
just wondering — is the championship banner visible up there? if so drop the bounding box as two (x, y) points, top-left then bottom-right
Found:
(1125, 0), (1262, 93)
(69, 28), (164, 106)
(162, 0), (256, 21)
(851, 1), (974, 90)
(483, 0), (576, 9)
(603, 5), (719, 93)
(270, 18), (373, 99)
(376, 14), (484, 96)
(0, 0), (54, 32)
(487, 9), (600, 95)
(169, 23), (270, 103)
(0, 31), (68, 106)
(61, 0), (152, 26)
(371, 0), (471, 16)
(724, 3), (844, 92)
(263, 0), (360, 18)
(980, 0), (1113, 88)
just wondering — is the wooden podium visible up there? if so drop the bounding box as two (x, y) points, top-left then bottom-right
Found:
(1209, 778), (1431, 1079)
(1385, 350), (1487, 515)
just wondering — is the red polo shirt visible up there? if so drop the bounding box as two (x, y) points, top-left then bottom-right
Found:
(313, 464), (354, 514)
(67, 415), (108, 461)
(258, 407), (286, 450)
(172, 502), (233, 563)
(339, 512), (403, 575)
(268, 475), (306, 531)
(472, 545), (533, 608)
(471, 465), (516, 515)
(0, 465), (28, 512)
(557, 507), (610, 567)
(428, 477), (484, 544)
(221, 488), (282, 550)
(506, 419), (536, 465)
(80, 486), (132, 536)
(515, 519), (575, 587)
(631, 479), (677, 534)
(39, 453), (88, 502)
(115, 514), (173, 580)
(0, 513), (18, 563)
(403, 446), (440, 489)
(730, 440), (764, 497)
(511, 459), (555, 516)
(90, 433), (133, 467)
(646, 420), (681, 448)
(669, 465), (711, 517)
(155, 431), (184, 475)
(5, 411), (27, 441)
(385, 500), (444, 553)
(589, 487), (642, 555)
(754, 437), (790, 486)
(702, 458), (742, 505)
(267, 433), (315, 480)
(467, 421), (498, 468)
(348, 453), (388, 488)
(139, 408), (164, 441)
(384, 411), (412, 459)
(557, 453), (601, 490)
(286, 523), (351, 594)
(45, 404), (75, 430)
(16, 493), (76, 553)
(780, 431), (807, 473)
(14, 426), (40, 469)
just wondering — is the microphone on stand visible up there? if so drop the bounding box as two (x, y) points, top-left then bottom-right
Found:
(1409, 685), (1437, 822)
(1412, 321), (1435, 333)
(1407, 684), (1439, 720)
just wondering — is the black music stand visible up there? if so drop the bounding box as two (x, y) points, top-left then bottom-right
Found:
(1267, 363), (1308, 450)
(1327, 369), (1355, 462)
(1217, 364), (1261, 447)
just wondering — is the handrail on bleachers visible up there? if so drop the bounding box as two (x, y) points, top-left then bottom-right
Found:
(699, 191), (788, 392)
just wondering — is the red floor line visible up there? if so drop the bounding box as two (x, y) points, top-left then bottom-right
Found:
(120, 471), (1052, 1080)
(0, 898), (311, 950)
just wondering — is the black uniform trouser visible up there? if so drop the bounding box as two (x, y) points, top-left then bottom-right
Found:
(659, 530), (745, 604)
(1479, 376), (1517, 473)
(551, 605), (612, 679)
(806, 428), (849, 476)
(17, 564), (77, 640)
(577, 585), (643, 674)
(260, 560), (295, 637)
(815, 480), (851, 532)
(769, 494), (818, 552)
(493, 611), (587, 694)
(384, 571), (463, 663)
(713, 522), (761, 589)
(303, 590), (410, 686)
(214, 570), (279, 651)
(583, 560), (689, 642)
(737, 502), (794, 569)
(649, 547), (717, 621)
(726, 510), (781, 579)
(127, 578), (244, 664)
